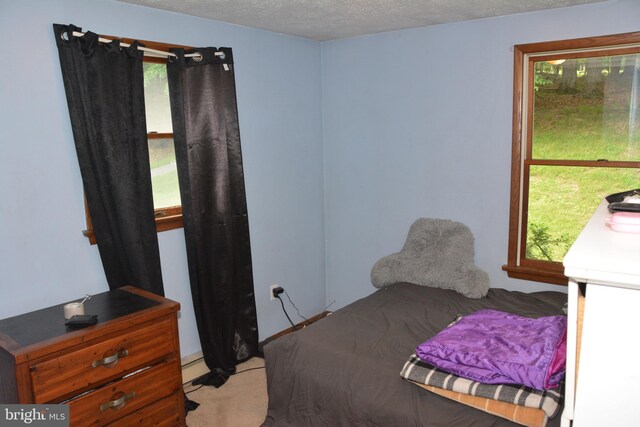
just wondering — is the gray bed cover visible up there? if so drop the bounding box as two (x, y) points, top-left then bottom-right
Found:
(262, 283), (567, 427)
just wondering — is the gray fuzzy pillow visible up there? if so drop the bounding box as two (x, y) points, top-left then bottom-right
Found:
(371, 218), (489, 298)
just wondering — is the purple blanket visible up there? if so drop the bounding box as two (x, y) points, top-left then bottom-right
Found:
(416, 309), (566, 390)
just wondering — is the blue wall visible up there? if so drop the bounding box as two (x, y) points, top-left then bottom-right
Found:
(321, 0), (640, 307)
(0, 0), (326, 358)
(1, 0), (638, 358)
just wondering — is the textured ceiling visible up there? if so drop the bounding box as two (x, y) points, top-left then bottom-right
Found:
(116, 0), (606, 41)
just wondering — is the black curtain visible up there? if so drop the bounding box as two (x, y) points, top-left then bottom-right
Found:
(167, 48), (258, 387)
(53, 24), (164, 296)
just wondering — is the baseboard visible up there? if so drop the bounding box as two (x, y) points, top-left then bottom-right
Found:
(259, 310), (332, 352)
(181, 352), (208, 385)
(181, 311), (331, 383)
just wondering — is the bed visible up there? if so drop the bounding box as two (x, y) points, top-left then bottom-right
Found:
(262, 218), (567, 426)
(262, 283), (566, 426)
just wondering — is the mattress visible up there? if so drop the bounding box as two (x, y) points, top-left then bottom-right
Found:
(262, 283), (567, 427)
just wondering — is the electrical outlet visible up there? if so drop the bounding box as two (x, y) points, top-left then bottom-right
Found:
(270, 284), (279, 301)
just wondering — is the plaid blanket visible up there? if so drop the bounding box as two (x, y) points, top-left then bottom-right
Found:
(401, 354), (562, 418)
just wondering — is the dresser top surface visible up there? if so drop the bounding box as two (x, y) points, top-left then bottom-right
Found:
(0, 287), (168, 351)
(564, 200), (640, 288)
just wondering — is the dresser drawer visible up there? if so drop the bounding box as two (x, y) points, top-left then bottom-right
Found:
(31, 317), (174, 402)
(68, 359), (181, 426)
(106, 391), (182, 426)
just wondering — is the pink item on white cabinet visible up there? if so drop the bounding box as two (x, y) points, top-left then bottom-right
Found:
(605, 211), (640, 233)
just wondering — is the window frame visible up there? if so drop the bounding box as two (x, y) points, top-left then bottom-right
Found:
(503, 31), (640, 285)
(83, 35), (191, 244)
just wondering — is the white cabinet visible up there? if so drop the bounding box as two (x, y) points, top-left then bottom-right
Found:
(562, 201), (640, 427)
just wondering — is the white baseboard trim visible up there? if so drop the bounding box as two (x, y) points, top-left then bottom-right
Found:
(181, 351), (209, 384)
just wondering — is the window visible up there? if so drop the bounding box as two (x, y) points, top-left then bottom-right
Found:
(503, 32), (640, 285)
(83, 37), (190, 244)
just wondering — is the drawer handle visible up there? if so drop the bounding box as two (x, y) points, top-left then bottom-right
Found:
(92, 349), (129, 368)
(100, 391), (136, 411)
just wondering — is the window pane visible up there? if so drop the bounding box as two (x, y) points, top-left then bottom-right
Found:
(149, 138), (181, 209)
(144, 63), (179, 210)
(526, 165), (639, 262)
(143, 63), (173, 134)
(532, 54), (640, 161)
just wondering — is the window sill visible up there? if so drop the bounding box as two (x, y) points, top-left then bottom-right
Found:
(83, 210), (183, 245)
(502, 264), (568, 286)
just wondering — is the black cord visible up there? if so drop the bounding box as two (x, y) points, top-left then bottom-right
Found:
(323, 300), (336, 311)
(281, 290), (335, 331)
(276, 294), (295, 327)
(234, 366), (265, 375)
(284, 289), (309, 323)
(184, 366), (265, 393)
(185, 385), (204, 394)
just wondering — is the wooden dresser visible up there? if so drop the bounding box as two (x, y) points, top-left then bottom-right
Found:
(0, 286), (185, 426)
(562, 201), (640, 427)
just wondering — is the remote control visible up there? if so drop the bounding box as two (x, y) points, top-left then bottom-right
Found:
(65, 314), (98, 327)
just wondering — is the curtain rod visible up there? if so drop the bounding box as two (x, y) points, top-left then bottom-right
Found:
(70, 31), (224, 60)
